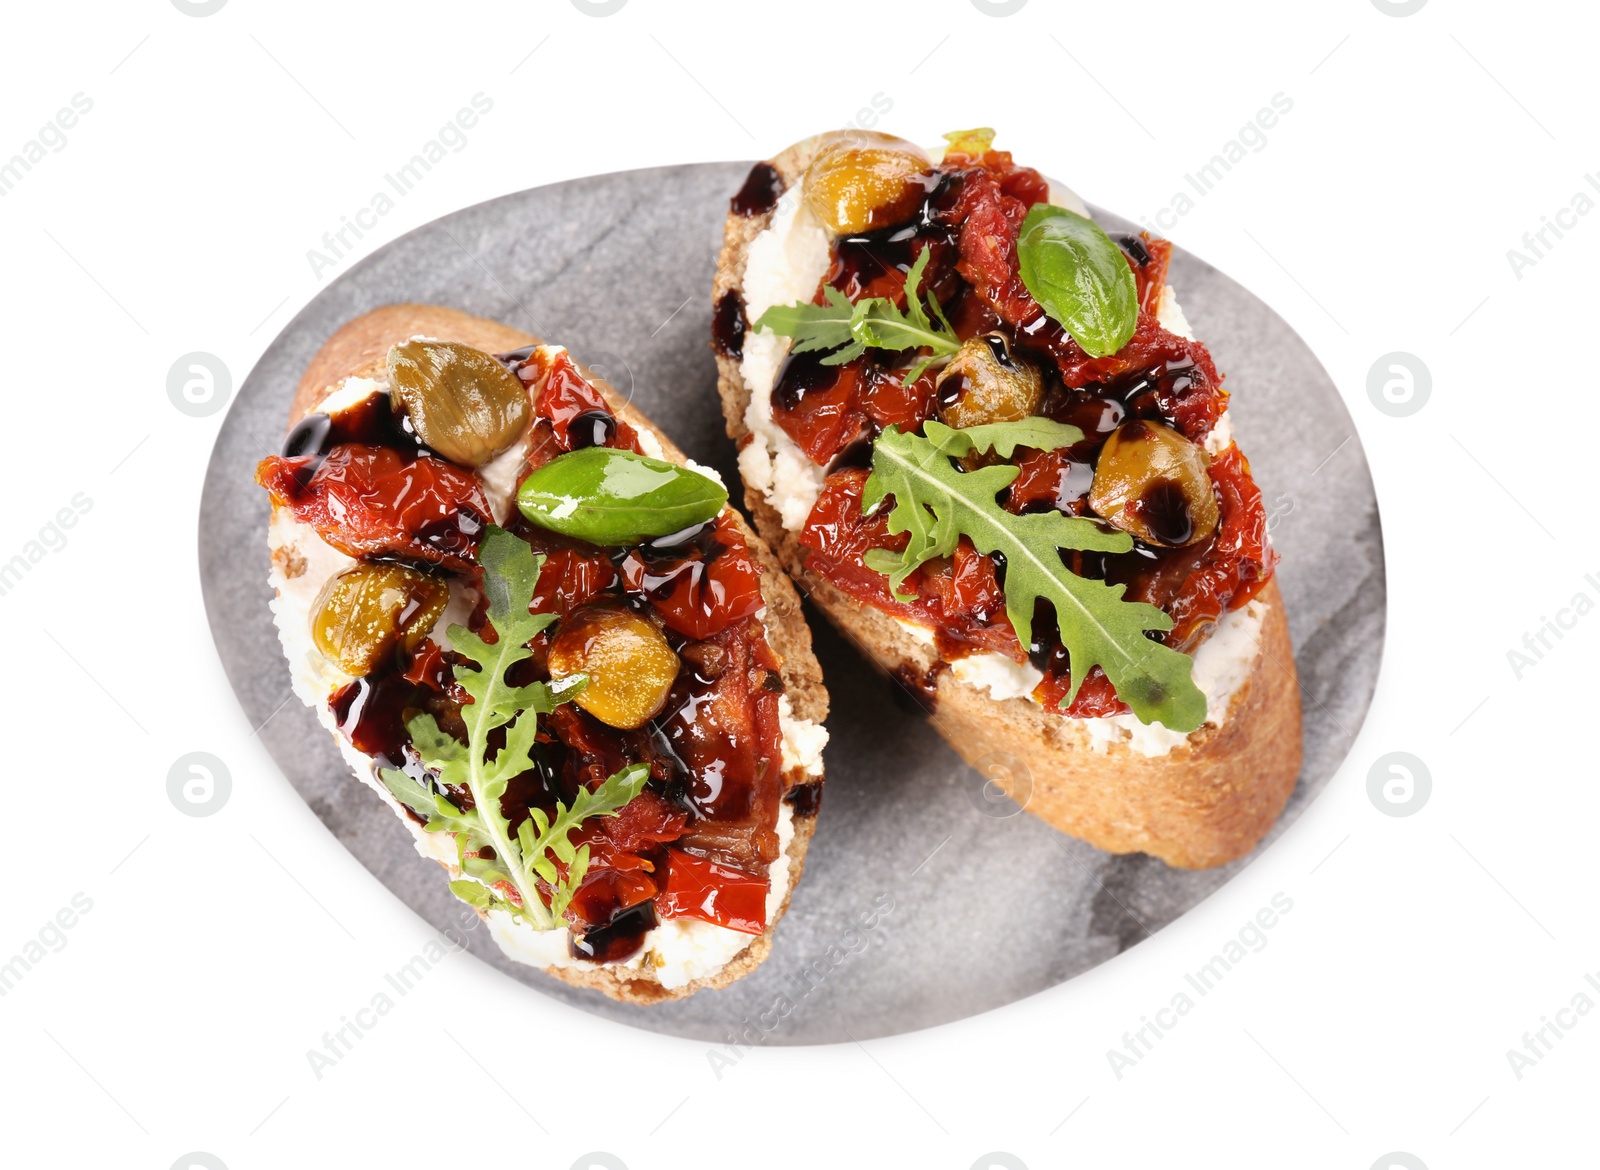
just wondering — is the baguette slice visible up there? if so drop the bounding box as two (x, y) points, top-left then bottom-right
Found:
(712, 139), (1300, 869)
(270, 304), (828, 1001)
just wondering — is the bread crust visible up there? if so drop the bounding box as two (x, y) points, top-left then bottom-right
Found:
(281, 304), (827, 1001)
(712, 146), (1301, 869)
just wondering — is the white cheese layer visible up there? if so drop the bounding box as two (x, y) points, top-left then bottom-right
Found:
(778, 694), (828, 776)
(952, 651), (1044, 702)
(266, 372), (822, 987)
(1072, 598), (1267, 756)
(899, 599), (1267, 758)
(737, 186), (834, 531)
(1157, 283), (1194, 340)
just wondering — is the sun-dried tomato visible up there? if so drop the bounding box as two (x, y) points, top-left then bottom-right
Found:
(257, 443), (489, 571)
(1164, 445), (1274, 646)
(800, 470), (1021, 659)
(656, 848), (768, 934)
(521, 347), (641, 454)
(618, 514), (766, 641)
(768, 350), (873, 465)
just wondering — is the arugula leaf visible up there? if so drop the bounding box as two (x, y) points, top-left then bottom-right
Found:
(378, 525), (650, 930)
(753, 247), (961, 384)
(1016, 204), (1139, 359)
(517, 762), (649, 921)
(860, 423), (1207, 731)
(752, 286), (859, 362)
(449, 879), (493, 910)
(923, 417), (1084, 460)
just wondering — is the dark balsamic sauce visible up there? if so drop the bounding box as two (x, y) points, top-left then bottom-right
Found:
(622, 524), (730, 604)
(890, 662), (941, 716)
(712, 289), (747, 358)
(784, 782), (823, 818)
(772, 348), (844, 413)
(827, 435), (876, 473)
(495, 344), (538, 368)
(1117, 233), (1152, 268)
(330, 672), (422, 770)
(936, 373), (969, 410)
(731, 162), (783, 216)
(1111, 357), (1197, 421)
(640, 520), (713, 555)
(416, 504), (486, 562)
(282, 412), (333, 460)
(982, 333), (1017, 369)
(570, 900), (658, 964)
(567, 409), (617, 450)
(333, 392), (427, 456)
(1126, 478), (1195, 546)
(280, 391), (430, 490)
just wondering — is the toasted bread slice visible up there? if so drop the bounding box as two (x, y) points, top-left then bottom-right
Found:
(712, 140), (1300, 869)
(272, 304), (827, 1001)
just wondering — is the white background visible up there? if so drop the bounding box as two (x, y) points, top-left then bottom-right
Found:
(1, 1), (1594, 1166)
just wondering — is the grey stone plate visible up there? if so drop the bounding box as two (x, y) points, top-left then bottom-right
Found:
(199, 163), (1383, 1044)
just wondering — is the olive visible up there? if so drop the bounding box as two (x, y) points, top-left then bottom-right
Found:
(311, 563), (450, 677)
(803, 131), (931, 235)
(1088, 420), (1219, 548)
(386, 339), (531, 468)
(935, 334), (1043, 430)
(546, 604), (680, 730)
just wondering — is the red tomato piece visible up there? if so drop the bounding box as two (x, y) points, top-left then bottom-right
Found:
(574, 788), (687, 871)
(565, 868), (659, 929)
(1164, 445), (1275, 646)
(800, 470), (1022, 659)
(1033, 665), (1127, 719)
(400, 638), (450, 690)
(523, 348), (641, 453)
(656, 848), (769, 935)
(618, 514), (765, 640)
(769, 352), (872, 466)
(1004, 448), (1078, 515)
(256, 443), (490, 571)
(860, 365), (939, 434)
(529, 546), (618, 617)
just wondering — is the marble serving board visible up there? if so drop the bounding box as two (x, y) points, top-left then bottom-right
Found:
(199, 163), (1384, 1044)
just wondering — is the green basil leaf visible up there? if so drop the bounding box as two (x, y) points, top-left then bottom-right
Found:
(1016, 204), (1139, 359)
(516, 447), (727, 546)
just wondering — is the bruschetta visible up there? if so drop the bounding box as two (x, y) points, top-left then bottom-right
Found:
(257, 304), (828, 1001)
(711, 130), (1299, 869)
